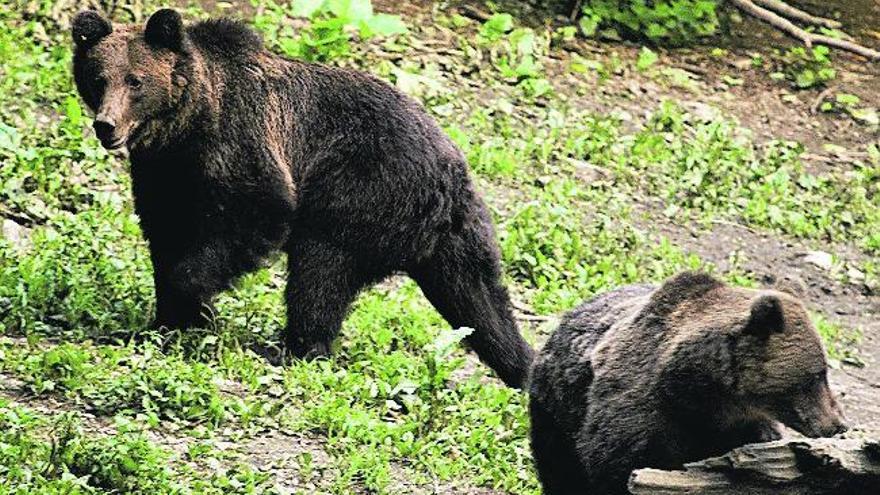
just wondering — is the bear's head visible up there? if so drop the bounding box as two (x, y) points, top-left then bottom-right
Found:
(655, 272), (848, 439)
(71, 9), (193, 151)
(731, 291), (848, 438)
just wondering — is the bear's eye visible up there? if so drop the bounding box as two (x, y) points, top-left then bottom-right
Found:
(125, 74), (143, 90)
(92, 75), (107, 89)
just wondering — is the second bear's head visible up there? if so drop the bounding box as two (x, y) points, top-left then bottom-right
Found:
(71, 9), (261, 152)
(649, 272), (848, 439)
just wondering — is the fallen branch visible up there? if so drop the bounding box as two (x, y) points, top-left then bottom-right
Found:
(727, 0), (880, 60)
(752, 0), (842, 30)
(629, 437), (880, 494)
(458, 4), (491, 23)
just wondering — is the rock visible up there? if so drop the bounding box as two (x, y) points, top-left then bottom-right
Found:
(567, 158), (612, 184)
(802, 250), (834, 271)
(682, 101), (722, 123)
(629, 437), (880, 495)
(847, 266), (866, 284)
(1, 218), (31, 252)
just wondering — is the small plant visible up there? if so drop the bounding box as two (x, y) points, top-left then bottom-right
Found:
(579, 0), (719, 45)
(819, 92), (860, 113)
(812, 313), (861, 363)
(777, 45), (836, 89)
(254, 0), (407, 62)
(477, 14), (553, 99)
(499, 180), (702, 312)
(0, 403), (277, 493)
(636, 46), (659, 71)
(6, 341), (240, 427)
(477, 13), (514, 43)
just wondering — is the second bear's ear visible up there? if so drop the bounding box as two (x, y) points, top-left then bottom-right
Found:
(644, 271), (723, 316)
(72, 10), (113, 49)
(743, 295), (785, 339)
(145, 8), (185, 51)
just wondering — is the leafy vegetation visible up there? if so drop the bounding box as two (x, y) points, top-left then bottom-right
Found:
(578, 0), (719, 44)
(0, 0), (872, 493)
(254, 0), (407, 62)
(499, 179), (702, 313)
(616, 102), (880, 256)
(0, 399), (275, 494)
(776, 45), (837, 89)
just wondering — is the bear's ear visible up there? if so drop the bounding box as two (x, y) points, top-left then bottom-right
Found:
(72, 10), (112, 49)
(762, 273), (808, 298)
(145, 8), (185, 51)
(743, 294), (785, 339)
(644, 271), (723, 316)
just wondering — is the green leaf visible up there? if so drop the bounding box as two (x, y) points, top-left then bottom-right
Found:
(431, 327), (475, 359)
(578, 15), (600, 37)
(795, 69), (816, 88)
(360, 13), (407, 38)
(850, 107), (879, 126)
(479, 13), (514, 42)
(326, 0), (373, 22)
(835, 93), (860, 106)
(636, 47), (658, 71)
(290, 0), (326, 18)
(64, 97), (82, 127)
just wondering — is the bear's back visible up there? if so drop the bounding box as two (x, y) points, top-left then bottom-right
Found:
(530, 284), (655, 433)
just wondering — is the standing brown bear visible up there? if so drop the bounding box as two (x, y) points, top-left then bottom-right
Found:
(71, 9), (534, 387)
(528, 272), (848, 494)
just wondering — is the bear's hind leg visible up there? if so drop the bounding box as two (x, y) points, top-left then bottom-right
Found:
(409, 227), (534, 388)
(284, 239), (375, 359)
(530, 400), (590, 495)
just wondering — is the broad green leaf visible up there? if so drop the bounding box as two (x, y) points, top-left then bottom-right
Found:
(636, 47), (658, 71)
(360, 13), (407, 38)
(290, 0), (326, 18)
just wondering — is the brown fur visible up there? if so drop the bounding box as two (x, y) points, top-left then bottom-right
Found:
(528, 272), (848, 494)
(71, 9), (535, 387)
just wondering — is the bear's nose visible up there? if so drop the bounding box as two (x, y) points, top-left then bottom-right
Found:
(93, 119), (116, 142)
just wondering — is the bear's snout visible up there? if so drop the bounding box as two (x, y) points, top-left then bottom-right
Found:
(93, 119), (115, 143)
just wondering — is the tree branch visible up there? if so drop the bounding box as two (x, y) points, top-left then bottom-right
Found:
(728, 0), (880, 60)
(752, 0), (842, 30)
(629, 437), (880, 494)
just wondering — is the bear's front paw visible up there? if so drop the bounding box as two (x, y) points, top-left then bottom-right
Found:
(755, 422), (784, 442)
(287, 339), (332, 361)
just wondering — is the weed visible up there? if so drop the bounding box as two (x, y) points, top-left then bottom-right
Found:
(579, 0), (719, 45)
(476, 14), (553, 99)
(500, 179), (702, 313)
(254, 0), (406, 62)
(0, 3), (869, 493)
(777, 45), (836, 89)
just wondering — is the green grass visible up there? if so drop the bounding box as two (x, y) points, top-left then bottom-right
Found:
(0, 399), (276, 494)
(612, 102), (880, 254)
(499, 179), (703, 313)
(0, 1), (869, 493)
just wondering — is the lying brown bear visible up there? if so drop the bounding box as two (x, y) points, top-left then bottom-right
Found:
(70, 9), (534, 387)
(528, 272), (848, 494)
